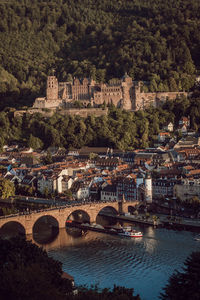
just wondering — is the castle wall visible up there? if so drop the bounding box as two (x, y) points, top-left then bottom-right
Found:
(135, 91), (187, 111)
(122, 82), (133, 110)
(94, 85), (123, 107)
(32, 98), (46, 108)
(14, 108), (108, 118)
(58, 108), (108, 117)
(33, 98), (62, 109)
(33, 76), (188, 112)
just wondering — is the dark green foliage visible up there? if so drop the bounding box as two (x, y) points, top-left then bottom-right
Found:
(0, 237), (142, 300)
(160, 252), (200, 300)
(0, 237), (73, 300)
(43, 151), (53, 165)
(75, 285), (141, 300)
(1, 95), (200, 151)
(0, 179), (15, 199)
(0, 0), (199, 110)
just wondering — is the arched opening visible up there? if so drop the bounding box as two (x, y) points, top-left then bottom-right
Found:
(128, 205), (137, 215)
(66, 210), (90, 237)
(32, 215), (59, 244)
(96, 206), (118, 226)
(0, 221), (25, 239)
(67, 210), (90, 224)
(138, 204), (146, 213)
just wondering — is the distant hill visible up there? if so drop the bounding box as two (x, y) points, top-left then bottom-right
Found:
(0, 0), (200, 110)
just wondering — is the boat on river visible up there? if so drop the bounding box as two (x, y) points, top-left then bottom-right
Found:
(194, 234), (200, 241)
(66, 221), (143, 237)
(117, 226), (143, 238)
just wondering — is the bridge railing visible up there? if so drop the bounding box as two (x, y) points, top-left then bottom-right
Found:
(0, 199), (137, 220)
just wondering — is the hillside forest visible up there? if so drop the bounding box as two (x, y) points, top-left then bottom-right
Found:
(0, 0), (200, 110)
(0, 96), (200, 151)
(1, 1), (200, 151)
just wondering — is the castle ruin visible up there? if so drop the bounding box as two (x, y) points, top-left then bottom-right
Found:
(33, 74), (187, 111)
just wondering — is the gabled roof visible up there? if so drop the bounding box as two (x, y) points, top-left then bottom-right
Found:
(21, 175), (35, 185)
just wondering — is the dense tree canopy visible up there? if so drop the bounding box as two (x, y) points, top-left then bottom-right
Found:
(1, 95), (200, 151)
(75, 285), (141, 300)
(0, 179), (15, 199)
(0, 237), (73, 299)
(160, 251), (200, 300)
(0, 0), (200, 110)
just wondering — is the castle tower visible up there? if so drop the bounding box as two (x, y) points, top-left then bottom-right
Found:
(46, 76), (58, 100)
(133, 81), (142, 110)
(121, 73), (133, 110)
(144, 172), (152, 203)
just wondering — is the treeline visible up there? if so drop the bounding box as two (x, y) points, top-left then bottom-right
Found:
(0, 0), (200, 110)
(0, 96), (200, 151)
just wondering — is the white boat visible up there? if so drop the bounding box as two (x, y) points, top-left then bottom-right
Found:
(118, 227), (143, 238)
(194, 234), (200, 241)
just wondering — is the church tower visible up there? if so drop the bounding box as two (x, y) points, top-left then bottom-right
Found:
(46, 76), (58, 100)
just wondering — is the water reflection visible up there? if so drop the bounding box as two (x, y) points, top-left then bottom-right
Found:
(34, 224), (200, 300)
(2, 218), (199, 300)
(143, 227), (158, 254)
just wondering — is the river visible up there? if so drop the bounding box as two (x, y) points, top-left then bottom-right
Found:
(36, 223), (200, 300)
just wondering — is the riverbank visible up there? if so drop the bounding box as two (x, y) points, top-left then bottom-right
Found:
(100, 212), (200, 232)
(66, 220), (143, 237)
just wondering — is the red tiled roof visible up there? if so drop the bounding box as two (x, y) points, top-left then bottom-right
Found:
(159, 132), (170, 136)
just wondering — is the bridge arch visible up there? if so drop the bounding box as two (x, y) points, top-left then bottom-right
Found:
(98, 205), (118, 215)
(0, 201), (139, 236)
(66, 209), (90, 224)
(0, 221), (26, 238)
(96, 205), (119, 225)
(127, 205), (137, 214)
(32, 215), (59, 244)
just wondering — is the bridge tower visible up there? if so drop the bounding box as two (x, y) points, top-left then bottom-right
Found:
(118, 193), (126, 215)
(144, 172), (152, 203)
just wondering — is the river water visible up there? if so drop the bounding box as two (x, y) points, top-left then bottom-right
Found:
(38, 223), (200, 300)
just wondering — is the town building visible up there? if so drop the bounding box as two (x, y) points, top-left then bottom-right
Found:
(174, 179), (200, 202)
(116, 177), (137, 202)
(101, 184), (117, 201)
(70, 180), (90, 200)
(164, 122), (174, 132)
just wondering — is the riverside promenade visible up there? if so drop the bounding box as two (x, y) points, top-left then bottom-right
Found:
(101, 212), (200, 231)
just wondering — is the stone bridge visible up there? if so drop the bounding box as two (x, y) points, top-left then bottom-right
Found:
(0, 200), (139, 235)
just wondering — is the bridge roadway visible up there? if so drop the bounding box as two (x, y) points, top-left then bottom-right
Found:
(0, 200), (139, 235)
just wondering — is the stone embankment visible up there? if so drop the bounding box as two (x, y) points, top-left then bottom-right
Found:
(101, 213), (200, 231)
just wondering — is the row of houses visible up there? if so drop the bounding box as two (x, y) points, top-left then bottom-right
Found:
(3, 152), (200, 203)
(1, 128), (200, 203)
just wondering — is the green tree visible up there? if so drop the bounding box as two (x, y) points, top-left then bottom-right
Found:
(160, 252), (200, 300)
(28, 134), (44, 150)
(0, 179), (15, 199)
(43, 187), (49, 198)
(0, 237), (73, 299)
(76, 285), (141, 300)
(43, 151), (53, 165)
(64, 189), (73, 200)
(89, 152), (98, 160)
